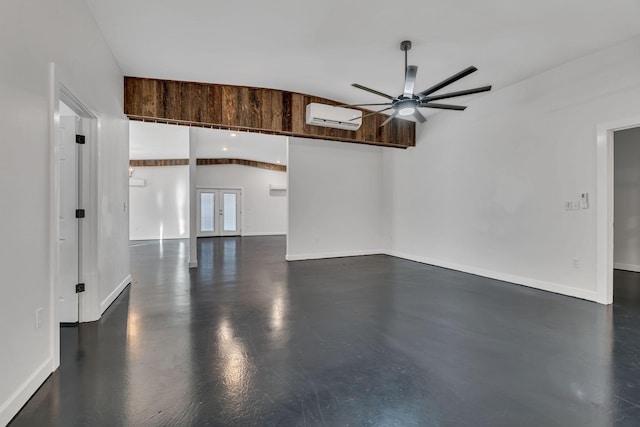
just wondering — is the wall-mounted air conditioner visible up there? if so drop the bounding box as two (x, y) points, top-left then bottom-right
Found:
(305, 103), (362, 131)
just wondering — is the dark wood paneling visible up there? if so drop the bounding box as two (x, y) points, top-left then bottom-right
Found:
(124, 77), (415, 149)
(129, 159), (189, 167)
(197, 158), (286, 172)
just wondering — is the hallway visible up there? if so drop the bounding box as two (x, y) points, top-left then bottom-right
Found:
(10, 237), (640, 426)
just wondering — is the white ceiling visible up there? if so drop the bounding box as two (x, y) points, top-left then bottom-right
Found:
(130, 121), (287, 165)
(86, 0), (640, 118)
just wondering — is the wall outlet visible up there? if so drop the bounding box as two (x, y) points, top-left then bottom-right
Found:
(572, 258), (580, 268)
(35, 308), (43, 329)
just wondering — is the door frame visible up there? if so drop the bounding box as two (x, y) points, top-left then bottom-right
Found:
(596, 115), (640, 305)
(49, 63), (100, 369)
(196, 187), (243, 237)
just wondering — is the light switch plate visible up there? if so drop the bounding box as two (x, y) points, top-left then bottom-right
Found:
(580, 193), (589, 209)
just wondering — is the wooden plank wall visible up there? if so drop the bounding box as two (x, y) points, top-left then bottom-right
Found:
(124, 77), (415, 149)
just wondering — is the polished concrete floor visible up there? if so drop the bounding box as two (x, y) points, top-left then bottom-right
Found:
(10, 236), (640, 426)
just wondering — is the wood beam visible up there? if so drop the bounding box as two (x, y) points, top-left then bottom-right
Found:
(129, 159), (189, 167)
(124, 77), (415, 149)
(129, 158), (286, 172)
(197, 158), (286, 172)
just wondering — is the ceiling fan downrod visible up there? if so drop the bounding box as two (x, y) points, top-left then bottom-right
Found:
(400, 40), (412, 76)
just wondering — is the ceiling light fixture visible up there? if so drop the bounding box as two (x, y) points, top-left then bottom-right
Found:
(230, 133), (237, 137)
(396, 100), (416, 116)
(223, 146), (228, 151)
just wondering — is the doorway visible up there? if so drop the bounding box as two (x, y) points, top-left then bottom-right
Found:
(197, 188), (242, 237)
(612, 126), (640, 303)
(597, 116), (640, 305)
(54, 84), (99, 328)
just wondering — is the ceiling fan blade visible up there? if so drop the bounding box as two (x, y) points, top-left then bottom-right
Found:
(417, 66), (478, 97)
(355, 107), (393, 120)
(335, 102), (393, 108)
(403, 65), (418, 98)
(413, 109), (427, 123)
(351, 83), (395, 100)
(380, 111), (399, 127)
(418, 102), (467, 111)
(424, 85), (492, 102)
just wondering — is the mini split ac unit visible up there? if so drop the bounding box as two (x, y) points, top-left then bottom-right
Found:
(305, 103), (362, 131)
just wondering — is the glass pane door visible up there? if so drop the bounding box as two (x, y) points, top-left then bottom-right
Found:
(200, 192), (215, 233)
(223, 192), (237, 232)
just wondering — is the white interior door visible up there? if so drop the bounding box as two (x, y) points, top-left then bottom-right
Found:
(58, 115), (79, 323)
(197, 189), (241, 237)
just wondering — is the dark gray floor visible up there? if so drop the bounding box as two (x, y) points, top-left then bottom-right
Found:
(9, 236), (640, 426)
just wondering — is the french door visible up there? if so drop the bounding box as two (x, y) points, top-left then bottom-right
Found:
(197, 189), (241, 237)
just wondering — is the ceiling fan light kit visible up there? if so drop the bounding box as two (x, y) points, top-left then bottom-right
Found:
(342, 40), (492, 127)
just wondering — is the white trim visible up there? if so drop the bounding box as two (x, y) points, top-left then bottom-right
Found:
(189, 261), (198, 268)
(0, 357), (53, 426)
(48, 63), (60, 372)
(385, 250), (604, 304)
(286, 249), (383, 261)
(596, 116), (640, 305)
(242, 232), (286, 237)
(100, 275), (132, 314)
(614, 263), (640, 273)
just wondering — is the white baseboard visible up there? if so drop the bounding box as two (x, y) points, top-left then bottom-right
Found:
(614, 263), (640, 272)
(242, 232), (286, 237)
(100, 274), (131, 314)
(286, 249), (383, 261)
(384, 250), (603, 304)
(129, 236), (187, 241)
(0, 357), (53, 426)
(189, 261), (198, 268)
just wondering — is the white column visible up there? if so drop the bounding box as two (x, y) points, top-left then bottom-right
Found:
(188, 127), (198, 268)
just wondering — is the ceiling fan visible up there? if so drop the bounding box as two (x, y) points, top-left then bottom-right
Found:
(343, 40), (492, 127)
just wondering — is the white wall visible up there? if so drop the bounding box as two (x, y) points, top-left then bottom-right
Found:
(197, 165), (287, 236)
(129, 122), (190, 241)
(130, 121), (189, 159)
(130, 166), (190, 240)
(614, 127), (640, 272)
(0, 0), (129, 424)
(384, 36), (640, 303)
(287, 138), (383, 260)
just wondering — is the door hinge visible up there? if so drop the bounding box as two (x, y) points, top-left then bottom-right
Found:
(75, 134), (85, 144)
(75, 209), (85, 218)
(75, 283), (85, 293)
